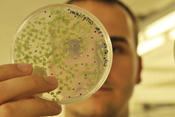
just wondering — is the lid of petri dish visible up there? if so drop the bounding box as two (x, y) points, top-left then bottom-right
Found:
(12, 4), (113, 104)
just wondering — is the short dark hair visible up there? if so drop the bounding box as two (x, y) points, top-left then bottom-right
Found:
(67, 0), (139, 46)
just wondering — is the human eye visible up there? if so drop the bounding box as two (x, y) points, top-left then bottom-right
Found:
(112, 44), (126, 54)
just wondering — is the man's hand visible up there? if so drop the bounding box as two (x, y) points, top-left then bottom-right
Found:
(0, 64), (61, 117)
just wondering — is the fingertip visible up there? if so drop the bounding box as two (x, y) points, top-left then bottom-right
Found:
(43, 76), (58, 90)
(53, 103), (62, 114)
(44, 76), (58, 86)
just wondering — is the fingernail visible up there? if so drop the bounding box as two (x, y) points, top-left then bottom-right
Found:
(44, 76), (58, 85)
(17, 64), (32, 73)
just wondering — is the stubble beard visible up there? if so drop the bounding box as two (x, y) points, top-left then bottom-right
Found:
(66, 102), (121, 117)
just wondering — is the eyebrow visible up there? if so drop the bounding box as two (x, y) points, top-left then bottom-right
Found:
(110, 36), (129, 45)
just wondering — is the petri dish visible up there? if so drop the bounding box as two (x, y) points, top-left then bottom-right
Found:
(12, 4), (113, 104)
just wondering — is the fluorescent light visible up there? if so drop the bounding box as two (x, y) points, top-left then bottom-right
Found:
(145, 11), (175, 37)
(137, 36), (165, 55)
(168, 28), (175, 40)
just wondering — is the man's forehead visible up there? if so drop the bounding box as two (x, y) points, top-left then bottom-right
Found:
(72, 0), (135, 46)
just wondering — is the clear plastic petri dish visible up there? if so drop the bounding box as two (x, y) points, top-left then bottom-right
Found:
(12, 4), (113, 104)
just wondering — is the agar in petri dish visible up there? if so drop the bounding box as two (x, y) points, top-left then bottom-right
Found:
(12, 4), (113, 104)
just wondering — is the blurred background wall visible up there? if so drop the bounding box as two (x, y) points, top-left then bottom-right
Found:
(0, 0), (175, 117)
(123, 0), (175, 117)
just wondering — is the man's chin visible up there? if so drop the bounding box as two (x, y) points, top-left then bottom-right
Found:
(66, 94), (120, 117)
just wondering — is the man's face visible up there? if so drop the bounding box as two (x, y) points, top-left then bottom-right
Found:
(66, 1), (140, 117)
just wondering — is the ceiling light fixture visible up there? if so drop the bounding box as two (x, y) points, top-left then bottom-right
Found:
(137, 36), (165, 55)
(145, 11), (175, 38)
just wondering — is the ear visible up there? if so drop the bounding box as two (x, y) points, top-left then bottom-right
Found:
(136, 56), (142, 84)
